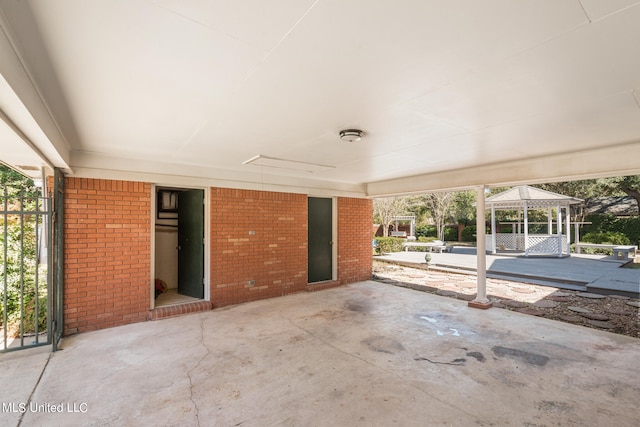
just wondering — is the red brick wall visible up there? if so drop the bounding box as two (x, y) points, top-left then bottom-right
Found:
(338, 197), (373, 284)
(61, 180), (372, 332)
(210, 190), (373, 306)
(64, 178), (151, 334)
(210, 188), (308, 307)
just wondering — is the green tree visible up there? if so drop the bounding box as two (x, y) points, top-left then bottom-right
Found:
(373, 197), (409, 237)
(536, 175), (640, 217)
(596, 175), (640, 215)
(451, 190), (476, 225)
(0, 165), (39, 198)
(535, 179), (600, 200)
(422, 192), (454, 241)
(0, 164), (47, 337)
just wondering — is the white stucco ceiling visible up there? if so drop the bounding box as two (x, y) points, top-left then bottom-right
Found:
(0, 1), (639, 194)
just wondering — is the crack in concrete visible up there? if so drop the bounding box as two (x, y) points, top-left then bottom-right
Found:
(414, 356), (466, 366)
(17, 351), (53, 427)
(187, 315), (211, 427)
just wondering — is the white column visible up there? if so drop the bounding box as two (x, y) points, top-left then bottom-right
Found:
(548, 207), (553, 235)
(410, 218), (415, 238)
(470, 185), (491, 308)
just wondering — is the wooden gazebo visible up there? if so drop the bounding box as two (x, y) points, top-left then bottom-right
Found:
(485, 186), (583, 257)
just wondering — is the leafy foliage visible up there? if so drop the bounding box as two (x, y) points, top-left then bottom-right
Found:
(582, 214), (640, 246)
(460, 226), (476, 242)
(415, 225), (436, 238)
(421, 192), (454, 241)
(0, 165), (48, 337)
(373, 237), (405, 254)
(537, 175), (640, 217)
(581, 231), (630, 245)
(373, 197), (409, 237)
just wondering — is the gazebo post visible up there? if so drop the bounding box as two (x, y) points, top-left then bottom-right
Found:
(517, 208), (522, 250)
(566, 206), (571, 255)
(523, 201), (529, 256)
(491, 204), (496, 254)
(556, 203), (562, 257)
(469, 185), (492, 310)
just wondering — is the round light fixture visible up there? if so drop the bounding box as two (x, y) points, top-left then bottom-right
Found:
(339, 129), (363, 142)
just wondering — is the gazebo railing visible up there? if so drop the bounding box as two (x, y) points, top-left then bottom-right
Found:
(528, 235), (567, 255)
(493, 234), (525, 251)
(487, 234), (568, 255)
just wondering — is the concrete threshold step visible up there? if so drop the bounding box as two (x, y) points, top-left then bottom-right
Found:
(586, 285), (640, 299)
(152, 300), (212, 320)
(486, 273), (587, 291)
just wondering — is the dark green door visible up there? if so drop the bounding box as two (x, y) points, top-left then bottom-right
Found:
(178, 189), (204, 298)
(308, 197), (333, 283)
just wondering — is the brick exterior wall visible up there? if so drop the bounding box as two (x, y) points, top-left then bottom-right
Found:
(209, 190), (372, 307)
(61, 179), (372, 333)
(64, 178), (151, 334)
(210, 188), (308, 307)
(337, 197), (373, 284)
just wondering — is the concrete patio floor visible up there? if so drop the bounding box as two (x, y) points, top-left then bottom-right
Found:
(2, 281), (639, 426)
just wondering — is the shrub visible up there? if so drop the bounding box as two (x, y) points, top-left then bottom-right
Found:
(581, 231), (630, 245)
(461, 226), (476, 242)
(374, 237), (405, 254)
(582, 214), (640, 246)
(444, 226), (458, 241)
(578, 231), (630, 255)
(415, 225), (436, 238)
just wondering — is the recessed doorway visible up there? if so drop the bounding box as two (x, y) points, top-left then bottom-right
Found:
(153, 187), (205, 308)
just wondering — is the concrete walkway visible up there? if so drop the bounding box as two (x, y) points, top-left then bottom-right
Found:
(2, 281), (639, 426)
(376, 247), (640, 297)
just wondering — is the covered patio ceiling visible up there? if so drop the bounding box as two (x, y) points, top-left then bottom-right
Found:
(1, 1), (640, 196)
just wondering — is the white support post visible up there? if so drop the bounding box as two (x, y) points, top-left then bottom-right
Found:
(469, 185), (492, 309)
(548, 207), (553, 235)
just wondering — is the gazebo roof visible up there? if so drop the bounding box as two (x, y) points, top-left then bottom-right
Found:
(485, 186), (583, 209)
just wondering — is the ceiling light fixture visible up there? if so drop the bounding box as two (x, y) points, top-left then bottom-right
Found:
(339, 129), (363, 142)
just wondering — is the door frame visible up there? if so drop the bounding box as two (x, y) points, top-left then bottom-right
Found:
(150, 184), (210, 309)
(307, 195), (338, 283)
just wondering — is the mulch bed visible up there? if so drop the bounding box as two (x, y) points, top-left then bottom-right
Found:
(373, 260), (640, 339)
